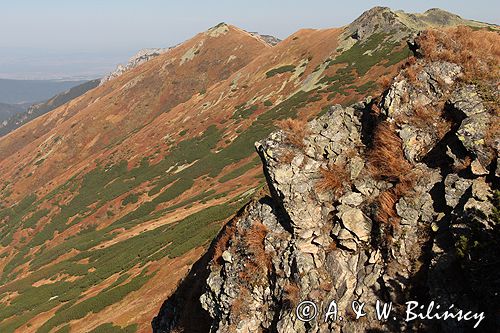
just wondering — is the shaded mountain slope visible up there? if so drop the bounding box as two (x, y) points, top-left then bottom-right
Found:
(0, 79), (87, 105)
(0, 8), (496, 333)
(0, 79), (100, 137)
(0, 103), (27, 123)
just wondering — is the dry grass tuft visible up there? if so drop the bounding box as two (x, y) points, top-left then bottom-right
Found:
(367, 122), (417, 226)
(400, 56), (422, 84)
(245, 222), (268, 253)
(374, 172), (415, 226)
(413, 103), (436, 125)
(412, 101), (451, 137)
(375, 189), (400, 226)
(276, 118), (309, 149)
(283, 282), (301, 309)
(404, 56), (417, 67)
(367, 122), (412, 182)
(395, 174), (415, 197)
(320, 280), (333, 292)
(400, 91), (410, 104)
(453, 156), (472, 173)
(239, 221), (270, 285)
(327, 239), (338, 253)
(213, 224), (236, 265)
(238, 265), (252, 281)
(417, 26), (500, 83)
(231, 288), (250, 319)
(404, 64), (420, 83)
(371, 103), (382, 115)
(392, 98), (450, 141)
(378, 75), (393, 90)
(485, 112), (500, 149)
(279, 150), (296, 164)
(316, 164), (349, 198)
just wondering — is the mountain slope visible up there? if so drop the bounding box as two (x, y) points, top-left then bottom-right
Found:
(0, 8), (496, 333)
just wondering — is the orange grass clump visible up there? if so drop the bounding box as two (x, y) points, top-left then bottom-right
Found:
(276, 118), (309, 149)
(327, 239), (338, 253)
(316, 164), (350, 198)
(485, 112), (500, 148)
(279, 150), (296, 164)
(231, 288), (250, 319)
(213, 224), (236, 265)
(404, 64), (420, 83)
(375, 189), (400, 226)
(378, 75), (393, 90)
(245, 222), (268, 260)
(367, 122), (412, 182)
(367, 122), (417, 226)
(283, 282), (301, 309)
(238, 221), (270, 285)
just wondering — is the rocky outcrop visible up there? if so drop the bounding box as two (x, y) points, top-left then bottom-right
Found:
(153, 30), (498, 333)
(249, 32), (282, 46)
(100, 48), (169, 84)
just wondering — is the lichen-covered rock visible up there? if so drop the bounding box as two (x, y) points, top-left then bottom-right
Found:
(383, 61), (462, 163)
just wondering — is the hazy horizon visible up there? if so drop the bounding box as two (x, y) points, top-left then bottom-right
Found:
(1, 0), (498, 80)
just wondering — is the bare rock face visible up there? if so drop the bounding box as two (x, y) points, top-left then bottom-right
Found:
(196, 106), (432, 332)
(153, 35), (498, 333)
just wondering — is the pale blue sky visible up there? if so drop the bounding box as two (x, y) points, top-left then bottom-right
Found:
(1, 0), (498, 79)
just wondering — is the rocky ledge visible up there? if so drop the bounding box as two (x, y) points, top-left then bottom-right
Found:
(153, 34), (499, 333)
